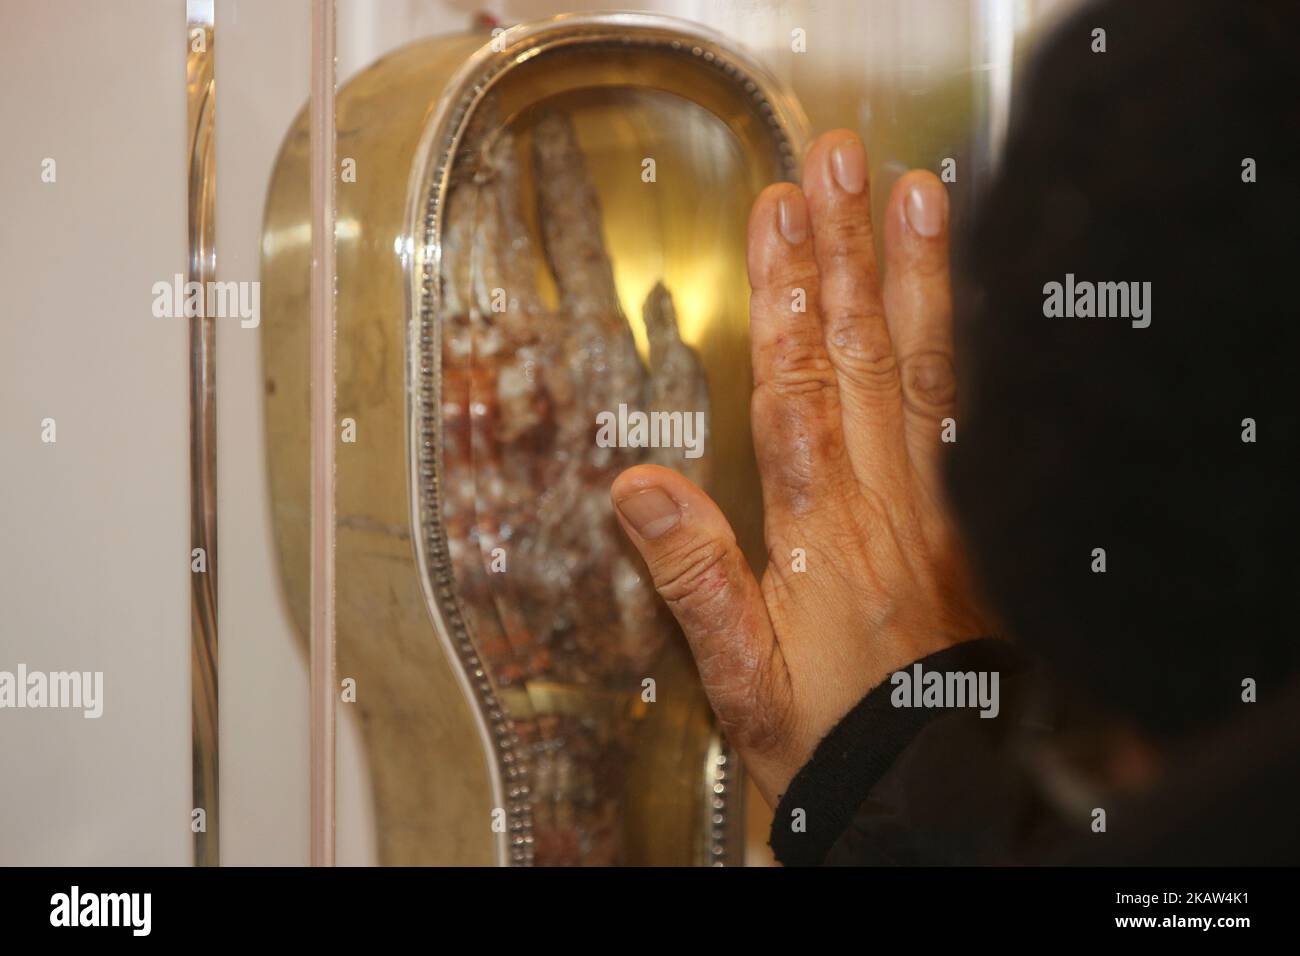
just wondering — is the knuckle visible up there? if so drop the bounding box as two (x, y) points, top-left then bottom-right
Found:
(753, 260), (821, 296)
(816, 214), (874, 263)
(900, 349), (957, 412)
(767, 367), (840, 399)
(823, 305), (886, 349)
(757, 341), (840, 398)
(654, 538), (733, 612)
(828, 332), (900, 392)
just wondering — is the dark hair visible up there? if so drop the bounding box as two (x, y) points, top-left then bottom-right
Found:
(946, 0), (1300, 738)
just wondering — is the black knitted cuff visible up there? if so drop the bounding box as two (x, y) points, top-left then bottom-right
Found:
(768, 637), (1025, 866)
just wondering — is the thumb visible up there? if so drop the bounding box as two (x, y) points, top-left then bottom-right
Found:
(611, 464), (793, 789)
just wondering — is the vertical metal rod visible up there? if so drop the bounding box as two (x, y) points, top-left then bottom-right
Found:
(972, 0), (1017, 190)
(186, 0), (219, 869)
(309, 0), (338, 868)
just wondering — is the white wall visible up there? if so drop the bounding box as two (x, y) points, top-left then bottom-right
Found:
(0, 0), (378, 867)
(0, 0), (191, 865)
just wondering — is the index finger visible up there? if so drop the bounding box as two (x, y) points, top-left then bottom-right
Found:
(747, 182), (858, 537)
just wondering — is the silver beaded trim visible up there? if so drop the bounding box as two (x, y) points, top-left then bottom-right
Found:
(706, 738), (740, 866)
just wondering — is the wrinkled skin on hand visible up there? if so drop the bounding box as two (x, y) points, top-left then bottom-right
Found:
(439, 102), (710, 864)
(612, 130), (990, 806)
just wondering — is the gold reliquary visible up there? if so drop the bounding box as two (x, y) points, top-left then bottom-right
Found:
(261, 13), (809, 865)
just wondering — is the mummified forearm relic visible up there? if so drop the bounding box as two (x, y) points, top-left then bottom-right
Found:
(440, 102), (710, 864)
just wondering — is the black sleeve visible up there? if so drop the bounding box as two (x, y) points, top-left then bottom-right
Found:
(768, 638), (1038, 866)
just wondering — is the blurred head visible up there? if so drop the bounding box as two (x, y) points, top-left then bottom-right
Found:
(947, 0), (1300, 741)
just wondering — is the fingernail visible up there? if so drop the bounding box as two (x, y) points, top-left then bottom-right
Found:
(777, 190), (808, 244)
(616, 488), (681, 539)
(831, 138), (867, 195)
(905, 178), (946, 237)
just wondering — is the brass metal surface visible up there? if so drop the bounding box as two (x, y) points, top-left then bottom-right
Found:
(264, 30), (498, 867)
(262, 14), (808, 866)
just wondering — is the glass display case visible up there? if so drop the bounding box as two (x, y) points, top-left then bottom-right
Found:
(0, 0), (1080, 866)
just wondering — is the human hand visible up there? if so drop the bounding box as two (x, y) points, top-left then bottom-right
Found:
(611, 130), (989, 805)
